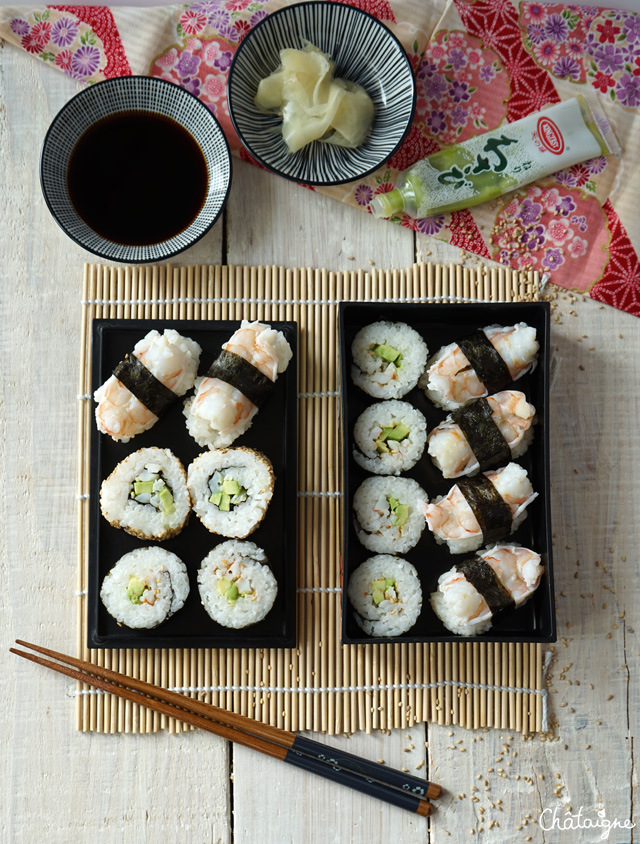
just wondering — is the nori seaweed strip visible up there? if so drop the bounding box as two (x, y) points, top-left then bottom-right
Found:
(455, 556), (515, 614)
(457, 475), (512, 545)
(207, 350), (273, 408)
(457, 331), (512, 394)
(451, 398), (511, 471)
(112, 354), (176, 418)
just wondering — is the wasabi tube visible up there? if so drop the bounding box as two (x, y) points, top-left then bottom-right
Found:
(370, 96), (620, 220)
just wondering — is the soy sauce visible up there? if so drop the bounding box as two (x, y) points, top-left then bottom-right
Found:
(66, 111), (209, 246)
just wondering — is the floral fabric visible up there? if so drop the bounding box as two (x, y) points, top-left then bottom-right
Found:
(1, 0), (640, 315)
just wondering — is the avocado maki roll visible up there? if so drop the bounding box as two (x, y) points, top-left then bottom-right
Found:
(188, 448), (274, 538)
(420, 323), (539, 410)
(100, 447), (191, 541)
(198, 540), (278, 629)
(94, 329), (201, 442)
(353, 400), (427, 475)
(100, 547), (190, 629)
(347, 555), (422, 637)
(351, 321), (428, 399)
(353, 476), (428, 554)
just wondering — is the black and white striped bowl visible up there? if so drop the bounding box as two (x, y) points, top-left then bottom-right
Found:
(228, 1), (416, 186)
(40, 76), (231, 263)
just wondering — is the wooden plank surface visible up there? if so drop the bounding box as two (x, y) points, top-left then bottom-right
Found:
(2, 41), (639, 844)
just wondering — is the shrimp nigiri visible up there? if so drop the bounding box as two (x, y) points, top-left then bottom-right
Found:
(424, 462), (538, 554)
(184, 320), (292, 449)
(427, 390), (536, 479)
(430, 544), (544, 636)
(420, 323), (539, 411)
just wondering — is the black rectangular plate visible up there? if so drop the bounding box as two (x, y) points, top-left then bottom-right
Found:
(88, 319), (298, 649)
(339, 301), (555, 645)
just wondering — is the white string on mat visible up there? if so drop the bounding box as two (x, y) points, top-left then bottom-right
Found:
(76, 494), (90, 500)
(297, 587), (341, 594)
(75, 674), (550, 730)
(81, 295), (505, 308)
(297, 391), (341, 398)
(77, 394), (92, 401)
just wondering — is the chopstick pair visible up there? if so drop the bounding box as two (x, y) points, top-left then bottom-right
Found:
(11, 641), (442, 816)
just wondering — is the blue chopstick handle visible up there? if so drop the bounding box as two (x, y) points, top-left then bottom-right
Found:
(290, 735), (432, 798)
(284, 744), (428, 815)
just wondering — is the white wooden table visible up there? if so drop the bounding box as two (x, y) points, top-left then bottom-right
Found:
(2, 43), (639, 844)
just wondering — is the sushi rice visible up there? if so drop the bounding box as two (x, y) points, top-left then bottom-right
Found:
(198, 540), (277, 629)
(347, 555), (423, 637)
(353, 400), (427, 475)
(100, 447), (191, 541)
(351, 321), (428, 399)
(353, 476), (428, 554)
(188, 448), (274, 538)
(100, 547), (190, 629)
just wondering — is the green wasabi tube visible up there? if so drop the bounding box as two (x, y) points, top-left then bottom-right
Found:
(370, 95), (620, 220)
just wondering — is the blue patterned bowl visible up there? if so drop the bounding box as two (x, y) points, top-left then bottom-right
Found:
(227, 1), (416, 186)
(40, 76), (231, 263)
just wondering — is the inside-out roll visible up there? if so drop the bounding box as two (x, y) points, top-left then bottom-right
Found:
(424, 462), (538, 554)
(427, 390), (536, 478)
(94, 329), (201, 442)
(353, 476), (428, 554)
(198, 540), (278, 629)
(347, 554), (422, 637)
(100, 547), (190, 629)
(184, 320), (292, 449)
(420, 323), (538, 411)
(353, 400), (427, 475)
(100, 447), (191, 541)
(351, 321), (428, 399)
(430, 543), (544, 636)
(188, 447), (274, 538)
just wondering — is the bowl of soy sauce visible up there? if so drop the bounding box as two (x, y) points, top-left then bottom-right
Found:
(40, 76), (232, 263)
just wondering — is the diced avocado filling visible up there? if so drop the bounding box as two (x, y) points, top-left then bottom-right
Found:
(126, 575), (146, 605)
(374, 423), (411, 454)
(372, 343), (402, 366)
(217, 577), (242, 603)
(209, 474), (248, 510)
(371, 577), (397, 606)
(131, 473), (174, 516)
(387, 495), (409, 528)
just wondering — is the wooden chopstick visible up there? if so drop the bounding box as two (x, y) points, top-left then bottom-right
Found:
(12, 641), (441, 815)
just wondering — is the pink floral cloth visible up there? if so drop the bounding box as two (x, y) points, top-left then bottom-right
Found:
(2, 0), (640, 316)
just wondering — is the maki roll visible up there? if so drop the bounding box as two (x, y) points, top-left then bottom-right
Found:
(427, 390), (536, 479)
(347, 555), (422, 637)
(184, 320), (292, 449)
(353, 476), (428, 554)
(353, 400), (427, 475)
(100, 547), (190, 629)
(198, 540), (278, 629)
(430, 543), (544, 636)
(188, 448), (274, 538)
(100, 447), (190, 541)
(424, 462), (538, 554)
(351, 321), (428, 399)
(420, 323), (539, 410)
(94, 329), (201, 442)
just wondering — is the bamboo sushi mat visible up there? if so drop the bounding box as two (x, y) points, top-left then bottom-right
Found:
(77, 260), (550, 736)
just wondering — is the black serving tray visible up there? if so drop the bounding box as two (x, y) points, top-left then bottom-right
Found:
(88, 319), (297, 649)
(339, 301), (555, 645)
